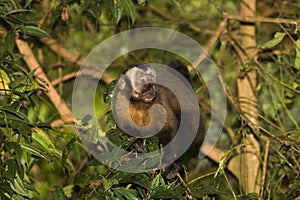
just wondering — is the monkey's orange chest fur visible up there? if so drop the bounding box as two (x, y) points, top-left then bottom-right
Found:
(129, 101), (152, 126)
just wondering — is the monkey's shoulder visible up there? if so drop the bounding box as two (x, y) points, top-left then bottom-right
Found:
(154, 86), (180, 110)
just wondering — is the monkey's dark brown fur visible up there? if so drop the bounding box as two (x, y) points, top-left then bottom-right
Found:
(114, 60), (205, 179)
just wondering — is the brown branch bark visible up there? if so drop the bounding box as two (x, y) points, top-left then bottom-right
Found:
(186, 16), (244, 181)
(15, 37), (74, 124)
(234, 0), (261, 194)
(39, 37), (115, 84)
(51, 72), (78, 87)
(39, 37), (85, 66)
(148, 3), (215, 35)
(202, 143), (239, 178)
(259, 139), (270, 198)
(188, 18), (227, 70)
(183, 14), (242, 179)
(51, 68), (115, 87)
(225, 13), (300, 25)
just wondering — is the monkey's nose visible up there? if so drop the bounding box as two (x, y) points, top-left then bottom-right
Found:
(137, 84), (151, 93)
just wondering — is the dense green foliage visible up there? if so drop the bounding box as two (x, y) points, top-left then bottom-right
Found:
(0, 0), (300, 199)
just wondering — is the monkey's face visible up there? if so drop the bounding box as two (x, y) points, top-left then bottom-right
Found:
(119, 65), (157, 103)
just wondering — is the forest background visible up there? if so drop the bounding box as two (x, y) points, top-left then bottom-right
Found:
(0, 0), (300, 199)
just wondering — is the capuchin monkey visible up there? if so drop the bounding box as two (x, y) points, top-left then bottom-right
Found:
(112, 60), (205, 179)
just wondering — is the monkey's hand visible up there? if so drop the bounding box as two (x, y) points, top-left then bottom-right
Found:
(162, 162), (181, 180)
(130, 139), (148, 153)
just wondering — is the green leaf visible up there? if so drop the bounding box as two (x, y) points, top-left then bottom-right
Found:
(20, 143), (50, 161)
(18, 25), (50, 38)
(0, 181), (14, 197)
(11, 194), (25, 200)
(63, 185), (74, 198)
(103, 178), (119, 191)
(10, 173), (33, 198)
(74, 173), (90, 188)
(63, 138), (77, 159)
(237, 193), (259, 200)
(114, 172), (150, 188)
(4, 9), (31, 16)
(119, 0), (136, 24)
(38, 101), (51, 122)
(3, 160), (17, 182)
(114, 187), (139, 200)
(9, 69), (42, 94)
(31, 127), (55, 150)
(267, 106), (277, 121)
(282, 175), (300, 199)
(50, 4), (64, 27)
(25, 0), (35, 8)
(192, 185), (226, 195)
(150, 184), (185, 199)
(4, 15), (28, 26)
(5, 28), (16, 54)
(106, 112), (117, 129)
(294, 39), (300, 69)
(4, 142), (22, 161)
(0, 108), (30, 123)
(52, 186), (67, 200)
(85, 2), (102, 22)
(114, 9), (123, 25)
(103, 80), (117, 105)
(151, 173), (165, 188)
(259, 32), (285, 49)
(136, 0), (146, 6)
(109, 1), (123, 25)
(0, 69), (11, 95)
(171, 0), (182, 7)
(190, 184), (227, 198)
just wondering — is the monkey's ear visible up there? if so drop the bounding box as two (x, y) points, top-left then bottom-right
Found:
(118, 75), (127, 90)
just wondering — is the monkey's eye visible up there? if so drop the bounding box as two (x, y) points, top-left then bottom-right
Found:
(136, 74), (155, 88)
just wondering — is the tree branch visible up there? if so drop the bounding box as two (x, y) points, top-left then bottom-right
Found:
(235, 0), (261, 194)
(16, 37), (74, 125)
(225, 13), (300, 25)
(188, 18), (227, 70)
(39, 37), (115, 84)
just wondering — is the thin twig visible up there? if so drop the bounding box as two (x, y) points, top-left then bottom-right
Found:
(39, 37), (115, 84)
(199, 99), (235, 142)
(208, 0), (224, 16)
(255, 60), (300, 94)
(225, 13), (300, 25)
(188, 18), (227, 70)
(148, 3), (174, 22)
(224, 172), (237, 200)
(148, 3), (215, 34)
(39, 37), (85, 66)
(51, 72), (78, 86)
(187, 171), (215, 185)
(177, 173), (192, 196)
(51, 68), (115, 87)
(201, 142), (240, 179)
(259, 139), (270, 199)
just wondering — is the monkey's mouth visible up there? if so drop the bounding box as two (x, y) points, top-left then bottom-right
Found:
(132, 84), (156, 102)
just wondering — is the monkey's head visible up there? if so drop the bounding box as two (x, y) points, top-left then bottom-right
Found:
(118, 64), (157, 103)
